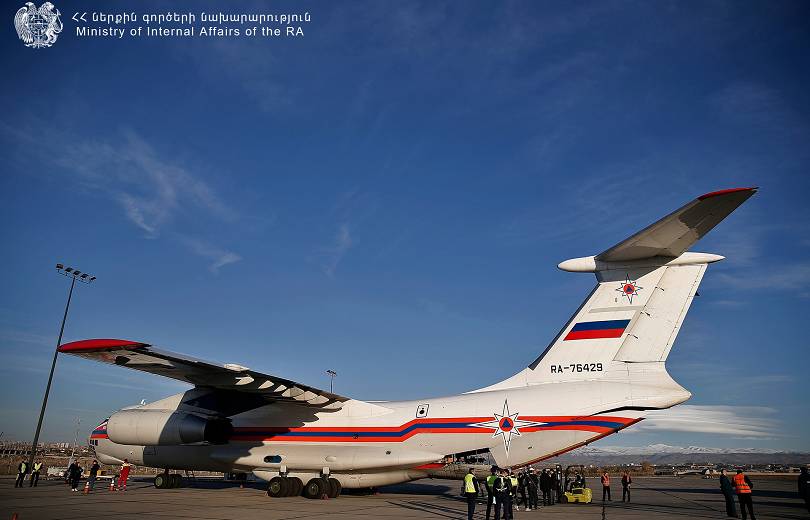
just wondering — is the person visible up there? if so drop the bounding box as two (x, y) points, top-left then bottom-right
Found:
(29, 461), (42, 487)
(555, 466), (564, 503)
(517, 469), (528, 510)
(601, 471), (612, 501)
(539, 469), (551, 506)
(485, 466), (498, 520)
(88, 460), (100, 491)
(732, 469), (755, 520)
(492, 469), (512, 520)
(118, 459), (132, 491)
(719, 469), (738, 518)
(799, 467), (810, 514)
(527, 468), (539, 510)
(15, 461), (28, 488)
(573, 471), (586, 489)
(68, 462), (82, 491)
(508, 468), (518, 517)
(546, 469), (556, 505)
(462, 468), (480, 520)
(621, 471), (632, 502)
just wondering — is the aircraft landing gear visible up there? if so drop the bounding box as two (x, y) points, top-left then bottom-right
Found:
(302, 477), (342, 499)
(154, 471), (182, 489)
(267, 476), (303, 498)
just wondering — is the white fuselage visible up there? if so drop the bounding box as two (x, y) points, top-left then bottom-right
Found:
(91, 366), (688, 488)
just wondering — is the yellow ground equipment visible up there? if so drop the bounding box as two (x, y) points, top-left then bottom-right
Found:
(562, 486), (592, 503)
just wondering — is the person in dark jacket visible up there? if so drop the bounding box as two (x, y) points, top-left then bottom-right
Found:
(527, 468), (539, 510)
(68, 462), (82, 492)
(517, 469), (528, 510)
(88, 460), (101, 491)
(621, 471), (632, 502)
(798, 467), (810, 514)
(719, 469), (738, 517)
(493, 469), (512, 520)
(540, 469), (552, 505)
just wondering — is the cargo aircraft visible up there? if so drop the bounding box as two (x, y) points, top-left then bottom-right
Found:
(63, 188), (756, 498)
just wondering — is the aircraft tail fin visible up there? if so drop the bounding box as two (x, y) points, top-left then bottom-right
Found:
(474, 188), (756, 392)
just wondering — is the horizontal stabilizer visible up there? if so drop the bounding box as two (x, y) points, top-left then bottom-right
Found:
(596, 187), (757, 262)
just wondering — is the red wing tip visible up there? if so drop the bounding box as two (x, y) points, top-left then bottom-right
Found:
(698, 187), (758, 200)
(58, 339), (147, 353)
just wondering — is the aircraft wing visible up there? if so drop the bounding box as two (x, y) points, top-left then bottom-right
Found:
(58, 339), (348, 409)
(596, 187), (757, 262)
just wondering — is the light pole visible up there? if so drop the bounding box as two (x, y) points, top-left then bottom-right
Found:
(326, 370), (337, 393)
(28, 264), (96, 468)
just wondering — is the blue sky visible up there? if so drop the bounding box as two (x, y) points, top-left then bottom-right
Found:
(1, 1), (808, 451)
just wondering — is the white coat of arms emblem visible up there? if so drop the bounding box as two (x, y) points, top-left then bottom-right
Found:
(14, 2), (63, 48)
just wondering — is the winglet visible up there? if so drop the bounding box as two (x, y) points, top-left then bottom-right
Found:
(58, 339), (147, 353)
(698, 187), (758, 200)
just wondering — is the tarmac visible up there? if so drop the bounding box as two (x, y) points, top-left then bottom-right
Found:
(1, 476), (806, 520)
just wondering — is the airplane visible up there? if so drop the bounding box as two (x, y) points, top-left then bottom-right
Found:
(62, 187), (756, 499)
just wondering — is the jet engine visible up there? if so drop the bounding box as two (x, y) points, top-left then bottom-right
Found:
(106, 409), (232, 446)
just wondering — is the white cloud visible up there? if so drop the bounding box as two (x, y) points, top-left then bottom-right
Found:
(178, 236), (242, 273)
(59, 130), (235, 238)
(714, 262), (810, 292)
(316, 223), (353, 277)
(632, 405), (779, 438)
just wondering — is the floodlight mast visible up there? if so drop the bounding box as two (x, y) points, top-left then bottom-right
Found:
(326, 369), (337, 393)
(28, 264), (96, 468)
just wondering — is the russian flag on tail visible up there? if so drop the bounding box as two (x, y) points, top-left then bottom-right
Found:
(564, 319), (630, 340)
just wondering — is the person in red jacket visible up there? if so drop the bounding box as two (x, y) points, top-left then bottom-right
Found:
(117, 459), (132, 492)
(601, 471), (611, 501)
(732, 469), (755, 520)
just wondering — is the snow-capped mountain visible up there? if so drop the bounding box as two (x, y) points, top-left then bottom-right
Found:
(553, 444), (807, 465)
(571, 444), (783, 456)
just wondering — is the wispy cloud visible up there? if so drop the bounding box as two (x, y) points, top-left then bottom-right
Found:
(60, 130), (235, 238)
(714, 261), (810, 293)
(178, 236), (242, 273)
(316, 223), (353, 277)
(633, 405), (779, 438)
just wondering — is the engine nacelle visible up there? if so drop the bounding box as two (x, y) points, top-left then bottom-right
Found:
(107, 409), (232, 446)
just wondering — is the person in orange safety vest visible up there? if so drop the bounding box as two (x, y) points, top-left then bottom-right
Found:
(732, 469), (756, 520)
(600, 471), (611, 501)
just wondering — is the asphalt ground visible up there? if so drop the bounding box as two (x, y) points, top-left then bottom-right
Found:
(1, 476), (806, 520)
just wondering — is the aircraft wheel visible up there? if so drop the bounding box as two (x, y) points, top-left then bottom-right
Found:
(267, 476), (288, 498)
(303, 478), (327, 499)
(327, 477), (341, 498)
(287, 477), (303, 497)
(171, 474), (183, 488)
(154, 474), (167, 489)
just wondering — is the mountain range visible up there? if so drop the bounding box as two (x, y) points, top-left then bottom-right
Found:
(553, 444), (809, 465)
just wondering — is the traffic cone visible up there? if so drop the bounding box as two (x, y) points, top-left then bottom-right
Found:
(109, 480), (115, 491)
(83, 481), (90, 494)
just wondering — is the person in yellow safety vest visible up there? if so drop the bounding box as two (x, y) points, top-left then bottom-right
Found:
(15, 461), (28, 488)
(462, 468), (480, 520)
(485, 466), (498, 520)
(601, 471), (612, 501)
(733, 469), (756, 520)
(29, 461), (43, 487)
